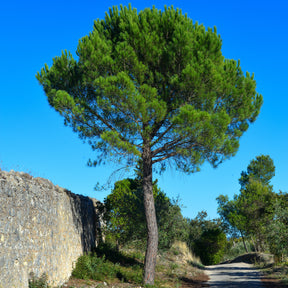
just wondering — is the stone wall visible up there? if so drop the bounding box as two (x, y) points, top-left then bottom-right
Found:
(0, 170), (103, 288)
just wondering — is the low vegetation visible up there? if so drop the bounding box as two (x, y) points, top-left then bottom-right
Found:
(261, 263), (288, 287)
(66, 241), (207, 287)
(71, 246), (143, 284)
(28, 241), (207, 288)
(28, 273), (49, 288)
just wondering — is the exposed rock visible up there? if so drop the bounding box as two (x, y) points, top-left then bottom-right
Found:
(0, 170), (103, 287)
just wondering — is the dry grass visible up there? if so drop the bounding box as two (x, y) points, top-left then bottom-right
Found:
(170, 241), (202, 266)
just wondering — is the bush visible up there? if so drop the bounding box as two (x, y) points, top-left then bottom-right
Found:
(71, 251), (143, 284)
(72, 253), (118, 280)
(194, 228), (227, 265)
(28, 273), (49, 288)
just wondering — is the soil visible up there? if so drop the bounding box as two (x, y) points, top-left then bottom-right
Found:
(179, 273), (210, 287)
(63, 278), (140, 287)
(262, 277), (288, 288)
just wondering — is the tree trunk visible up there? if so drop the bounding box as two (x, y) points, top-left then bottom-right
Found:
(142, 144), (158, 285)
(251, 236), (258, 252)
(240, 230), (248, 253)
(116, 239), (120, 252)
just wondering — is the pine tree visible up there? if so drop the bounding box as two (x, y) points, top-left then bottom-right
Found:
(239, 154), (275, 190)
(36, 5), (263, 284)
(217, 155), (275, 253)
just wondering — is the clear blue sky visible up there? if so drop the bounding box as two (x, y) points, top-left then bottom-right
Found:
(0, 0), (287, 220)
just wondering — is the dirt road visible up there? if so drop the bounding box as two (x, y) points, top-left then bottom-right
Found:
(205, 262), (264, 287)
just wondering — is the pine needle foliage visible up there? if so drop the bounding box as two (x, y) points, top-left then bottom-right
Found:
(36, 5), (262, 171)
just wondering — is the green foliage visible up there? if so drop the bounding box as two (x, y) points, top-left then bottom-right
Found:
(222, 237), (254, 261)
(216, 194), (241, 237)
(217, 155), (288, 261)
(28, 273), (49, 288)
(194, 227), (227, 265)
(95, 242), (144, 266)
(104, 178), (188, 249)
(37, 5), (263, 283)
(217, 155), (276, 252)
(103, 178), (144, 245)
(186, 211), (226, 265)
(72, 252), (143, 284)
(266, 192), (288, 261)
(187, 210), (222, 246)
(36, 4), (262, 173)
(71, 242), (204, 286)
(236, 180), (274, 242)
(239, 155), (275, 189)
(158, 198), (190, 249)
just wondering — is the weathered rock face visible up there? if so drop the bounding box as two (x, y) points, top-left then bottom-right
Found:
(0, 170), (103, 288)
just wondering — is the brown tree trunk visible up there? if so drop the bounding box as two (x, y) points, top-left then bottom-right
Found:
(251, 236), (258, 252)
(142, 143), (158, 285)
(240, 230), (249, 253)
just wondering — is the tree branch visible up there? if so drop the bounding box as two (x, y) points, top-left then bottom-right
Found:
(83, 102), (118, 132)
(152, 151), (178, 164)
(151, 137), (183, 157)
(82, 102), (142, 149)
(151, 123), (174, 148)
(152, 138), (199, 164)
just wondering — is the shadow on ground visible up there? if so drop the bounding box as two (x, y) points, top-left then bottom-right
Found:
(205, 263), (264, 288)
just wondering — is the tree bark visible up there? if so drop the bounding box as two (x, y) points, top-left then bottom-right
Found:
(142, 143), (158, 285)
(240, 230), (248, 253)
(251, 236), (258, 252)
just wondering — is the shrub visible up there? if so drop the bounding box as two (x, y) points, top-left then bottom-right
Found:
(194, 228), (227, 265)
(72, 251), (143, 284)
(28, 273), (49, 288)
(72, 253), (118, 280)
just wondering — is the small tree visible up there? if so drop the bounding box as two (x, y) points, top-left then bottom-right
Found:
(104, 177), (188, 250)
(217, 155), (276, 252)
(239, 154), (275, 190)
(236, 180), (275, 252)
(37, 5), (262, 284)
(103, 178), (144, 249)
(217, 194), (249, 252)
(236, 155), (275, 252)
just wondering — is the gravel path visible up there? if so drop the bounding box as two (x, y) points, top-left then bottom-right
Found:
(204, 262), (264, 287)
